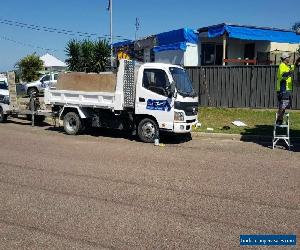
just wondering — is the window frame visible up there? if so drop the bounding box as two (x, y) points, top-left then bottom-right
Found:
(142, 68), (170, 97)
(41, 75), (51, 82)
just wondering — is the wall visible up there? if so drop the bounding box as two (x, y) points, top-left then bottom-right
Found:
(155, 50), (184, 65)
(270, 42), (300, 52)
(154, 43), (199, 66)
(143, 48), (151, 62)
(184, 43), (199, 66)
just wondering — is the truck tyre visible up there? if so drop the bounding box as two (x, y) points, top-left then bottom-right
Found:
(138, 118), (159, 143)
(27, 87), (38, 97)
(0, 107), (7, 123)
(63, 112), (82, 135)
(26, 114), (32, 121)
(35, 115), (46, 124)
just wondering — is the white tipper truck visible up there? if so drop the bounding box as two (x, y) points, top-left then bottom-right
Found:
(1, 60), (198, 143)
(45, 59), (198, 142)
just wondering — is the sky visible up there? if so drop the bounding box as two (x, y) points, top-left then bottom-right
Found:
(0, 0), (299, 71)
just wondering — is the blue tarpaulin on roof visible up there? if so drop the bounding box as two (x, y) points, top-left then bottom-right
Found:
(154, 28), (198, 52)
(207, 24), (300, 44)
(153, 42), (187, 52)
(113, 40), (133, 48)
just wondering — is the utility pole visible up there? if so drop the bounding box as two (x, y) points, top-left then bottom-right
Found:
(108, 0), (113, 69)
(135, 17), (140, 41)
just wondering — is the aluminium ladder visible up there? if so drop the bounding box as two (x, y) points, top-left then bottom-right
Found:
(272, 113), (290, 150)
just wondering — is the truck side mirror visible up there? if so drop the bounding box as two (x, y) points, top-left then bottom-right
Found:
(166, 82), (176, 98)
(168, 82), (176, 98)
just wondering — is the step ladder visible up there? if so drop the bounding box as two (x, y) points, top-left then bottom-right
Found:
(273, 113), (290, 150)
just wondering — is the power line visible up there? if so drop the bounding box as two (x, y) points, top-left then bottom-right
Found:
(0, 17), (129, 41)
(0, 35), (59, 52)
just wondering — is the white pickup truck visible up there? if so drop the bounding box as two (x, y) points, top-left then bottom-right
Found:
(24, 73), (59, 96)
(0, 77), (9, 109)
(44, 60), (198, 142)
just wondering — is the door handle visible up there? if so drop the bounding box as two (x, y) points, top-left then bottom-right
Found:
(139, 97), (145, 102)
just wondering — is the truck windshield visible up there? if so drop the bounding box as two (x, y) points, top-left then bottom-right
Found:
(0, 81), (8, 90)
(169, 67), (196, 97)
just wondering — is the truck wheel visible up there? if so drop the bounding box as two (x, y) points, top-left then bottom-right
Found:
(35, 115), (46, 124)
(0, 107), (7, 123)
(138, 118), (159, 143)
(27, 87), (38, 97)
(63, 112), (82, 135)
(26, 114), (32, 121)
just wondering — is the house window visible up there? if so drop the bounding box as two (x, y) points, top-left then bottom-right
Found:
(244, 43), (255, 60)
(201, 43), (223, 65)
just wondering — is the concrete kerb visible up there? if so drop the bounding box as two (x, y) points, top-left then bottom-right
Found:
(192, 132), (270, 141)
(192, 132), (300, 144)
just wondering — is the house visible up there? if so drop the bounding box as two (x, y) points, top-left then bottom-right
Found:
(113, 24), (300, 66)
(113, 28), (199, 67)
(40, 53), (67, 72)
(198, 23), (300, 65)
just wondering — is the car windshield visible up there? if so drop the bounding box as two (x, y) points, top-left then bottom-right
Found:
(0, 81), (8, 90)
(169, 67), (196, 97)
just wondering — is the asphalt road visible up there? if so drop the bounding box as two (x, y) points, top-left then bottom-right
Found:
(0, 118), (299, 249)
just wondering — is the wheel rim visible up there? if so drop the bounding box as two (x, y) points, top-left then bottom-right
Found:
(142, 122), (156, 140)
(29, 89), (37, 96)
(0, 111), (2, 119)
(66, 117), (77, 132)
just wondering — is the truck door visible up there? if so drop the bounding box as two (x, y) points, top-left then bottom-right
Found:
(49, 73), (58, 89)
(135, 68), (174, 131)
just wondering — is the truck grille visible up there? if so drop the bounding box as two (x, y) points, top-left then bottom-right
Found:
(174, 101), (198, 116)
(0, 95), (4, 102)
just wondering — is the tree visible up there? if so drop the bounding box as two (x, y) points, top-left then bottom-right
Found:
(292, 22), (300, 33)
(291, 22), (300, 54)
(65, 40), (81, 71)
(15, 53), (44, 82)
(65, 39), (110, 73)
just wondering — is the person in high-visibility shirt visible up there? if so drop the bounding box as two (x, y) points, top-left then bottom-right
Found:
(276, 52), (300, 124)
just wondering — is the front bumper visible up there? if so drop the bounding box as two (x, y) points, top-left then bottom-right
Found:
(173, 117), (198, 133)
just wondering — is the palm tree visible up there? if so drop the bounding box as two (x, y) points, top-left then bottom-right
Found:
(93, 40), (110, 73)
(65, 39), (110, 73)
(65, 39), (81, 72)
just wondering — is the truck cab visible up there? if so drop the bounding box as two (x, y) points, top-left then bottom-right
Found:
(135, 62), (198, 139)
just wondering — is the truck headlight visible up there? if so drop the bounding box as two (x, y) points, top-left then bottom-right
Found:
(174, 111), (184, 121)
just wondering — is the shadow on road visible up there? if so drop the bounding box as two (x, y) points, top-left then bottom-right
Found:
(46, 126), (192, 145)
(240, 125), (300, 152)
(6, 117), (51, 128)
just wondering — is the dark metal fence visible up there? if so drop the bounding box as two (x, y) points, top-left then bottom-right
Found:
(186, 66), (300, 109)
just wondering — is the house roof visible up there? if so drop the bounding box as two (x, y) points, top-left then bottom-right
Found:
(113, 40), (134, 48)
(40, 53), (66, 67)
(198, 23), (300, 44)
(113, 28), (199, 51)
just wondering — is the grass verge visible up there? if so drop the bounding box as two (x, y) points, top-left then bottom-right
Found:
(194, 107), (300, 137)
